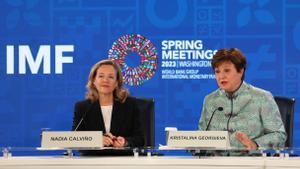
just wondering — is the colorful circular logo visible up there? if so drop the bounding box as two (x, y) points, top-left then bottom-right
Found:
(108, 34), (158, 86)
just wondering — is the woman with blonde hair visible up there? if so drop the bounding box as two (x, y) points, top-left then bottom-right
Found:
(72, 59), (144, 155)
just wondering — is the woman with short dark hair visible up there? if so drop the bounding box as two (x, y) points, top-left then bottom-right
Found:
(199, 48), (286, 152)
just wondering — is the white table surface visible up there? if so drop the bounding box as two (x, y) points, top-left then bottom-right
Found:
(1, 156), (300, 169)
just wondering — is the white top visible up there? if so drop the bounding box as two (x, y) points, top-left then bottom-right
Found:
(101, 105), (113, 133)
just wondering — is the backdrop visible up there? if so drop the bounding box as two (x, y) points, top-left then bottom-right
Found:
(0, 0), (299, 148)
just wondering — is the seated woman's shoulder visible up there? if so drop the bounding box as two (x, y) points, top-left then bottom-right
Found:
(249, 84), (273, 98)
(123, 96), (136, 103)
(75, 99), (93, 107)
(205, 90), (220, 100)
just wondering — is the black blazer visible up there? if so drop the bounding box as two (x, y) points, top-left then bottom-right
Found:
(72, 96), (144, 148)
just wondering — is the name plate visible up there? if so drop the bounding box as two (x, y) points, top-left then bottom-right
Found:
(166, 130), (230, 149)
(41, 131), (103, 148)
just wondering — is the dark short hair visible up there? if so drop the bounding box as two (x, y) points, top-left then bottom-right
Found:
(211, 48), (247, 80)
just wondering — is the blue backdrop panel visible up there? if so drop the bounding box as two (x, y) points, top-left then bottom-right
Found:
(0, 0), (299, 148)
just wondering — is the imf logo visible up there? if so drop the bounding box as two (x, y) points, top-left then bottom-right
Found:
(6, 45), (74, 74)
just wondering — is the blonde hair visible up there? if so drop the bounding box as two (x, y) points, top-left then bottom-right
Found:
(85, 59), (129, 103)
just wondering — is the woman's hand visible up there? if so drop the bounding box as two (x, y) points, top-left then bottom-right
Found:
(112, 136), (127, 148)
(103, 133), (127, 148)
(103, 133), (115, 147)
(235, 131), (257, 150)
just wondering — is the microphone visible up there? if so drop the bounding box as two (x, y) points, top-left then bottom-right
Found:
(73, 112), (87, 131)
(206, 107), (223, 131)
(73, 104), (93, 131)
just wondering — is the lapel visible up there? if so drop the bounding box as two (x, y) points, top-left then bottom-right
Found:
(110, 99), (121, 134)
(232, 83), (252, 114)
(89, 101), (106, 131)
(212, 82), (252, 115)
(233, 94), (252, 115)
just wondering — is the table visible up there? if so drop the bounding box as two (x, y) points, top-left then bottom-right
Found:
(1, 156), (300, 169)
